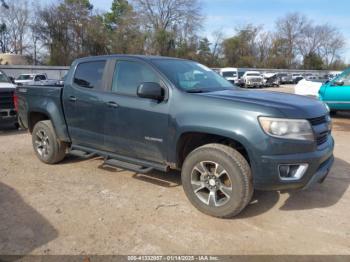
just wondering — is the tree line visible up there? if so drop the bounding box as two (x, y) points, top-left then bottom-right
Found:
(0, 0), (347, 70)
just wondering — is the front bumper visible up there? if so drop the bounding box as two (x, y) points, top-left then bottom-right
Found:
(253, 137), (334, 191)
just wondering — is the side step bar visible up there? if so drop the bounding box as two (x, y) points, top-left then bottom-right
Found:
(69, 149), (96, 159)
(103, 158), (153, 174)
(70, 145), (169, 173)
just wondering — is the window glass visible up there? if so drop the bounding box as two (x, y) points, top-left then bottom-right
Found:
(74, 61), (106, 89)
(152, 59), (233, 92)
(112, 61), (160, 95)
(222, 72), (237, 77)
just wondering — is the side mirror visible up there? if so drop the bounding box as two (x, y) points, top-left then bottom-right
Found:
(8, 76), (15, 83)
(137, 82), (164, 101)
(332, 80), (344, 86)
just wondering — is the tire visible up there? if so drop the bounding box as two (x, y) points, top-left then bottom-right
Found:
(330, 110), (337, 116)
(32, 120), (67, 164)
(181, 143), (253, 218)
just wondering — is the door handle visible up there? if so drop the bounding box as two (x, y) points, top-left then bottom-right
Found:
(106, 101), (119, 108)
(69, 96), (77, 102)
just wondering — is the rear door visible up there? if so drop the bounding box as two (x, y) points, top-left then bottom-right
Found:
(322, 70), (350, 110)
(103, 58), (170, 163)
(62, 59), (109, 150)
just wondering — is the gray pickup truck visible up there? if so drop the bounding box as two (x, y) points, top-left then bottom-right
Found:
(16, 55), (334, 218)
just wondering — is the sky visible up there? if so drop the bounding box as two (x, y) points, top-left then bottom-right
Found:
(40, 0), (350, 62)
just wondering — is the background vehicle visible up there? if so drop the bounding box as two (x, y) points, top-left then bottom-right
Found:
(319, 68), (350, 113)
(15, 73), (48, 86)
(218, 67), (239, 84)
(277, 73), (293, 84)
(295, 79), (322, 97)
(0, 69), (17, 128)
(17, 55), (334, 218)
(292, 73), (303, 84)
(241, 71), (263, 88)
(262, 73), (280, 87)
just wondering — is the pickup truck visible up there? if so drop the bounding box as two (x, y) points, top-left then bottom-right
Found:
(15, 73), (48, 86)
(0, 69), (17, 128)
(241, 71), (264, 88)
(16, 55), (334, 218)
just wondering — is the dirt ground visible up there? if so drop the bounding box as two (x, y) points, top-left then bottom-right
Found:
(0, 85), (349, 255)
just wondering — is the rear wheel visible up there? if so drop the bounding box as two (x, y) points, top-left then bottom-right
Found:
(32, 120), (67, 164)
(181, 144), (253, 218)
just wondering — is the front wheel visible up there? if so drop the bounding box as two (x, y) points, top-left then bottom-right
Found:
(32, 120), (67, 164)
(181, 144), (253, 218)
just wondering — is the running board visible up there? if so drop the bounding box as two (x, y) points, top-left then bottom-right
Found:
(103, 158), (153, 174)
(70, 145), (169, 173)
(69, 149), (96, 159)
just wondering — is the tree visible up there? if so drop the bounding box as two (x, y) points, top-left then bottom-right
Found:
(133, 0), (202, 56)
(104, 0), (145, 54)
(0, 0), (8, 9)
(196, 37), (211, 65)
(0, 0), (29, 54)
(223, 24), (260, 67)
(303, 52), (324, 70)
(275, 12), (309, 68)
(38, 0), (107, 65)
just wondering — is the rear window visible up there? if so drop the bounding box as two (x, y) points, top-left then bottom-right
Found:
(74, 61), (106, 89)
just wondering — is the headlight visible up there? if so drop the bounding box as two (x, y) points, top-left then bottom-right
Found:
(259, 117), (314, 141)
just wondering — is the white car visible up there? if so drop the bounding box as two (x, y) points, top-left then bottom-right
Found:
(15, 73), (48, 86)
(242, 71), (263, 88)
(218, 67), (239, 84)
(294, 79), (322, 97)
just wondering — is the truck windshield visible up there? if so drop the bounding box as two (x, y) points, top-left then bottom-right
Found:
(152, 59), (234, 92)
(0, 73), (10, 83)
(247, 73), (260, 76)
(17, 75), (34, 80)
(222, 72), (237, 77)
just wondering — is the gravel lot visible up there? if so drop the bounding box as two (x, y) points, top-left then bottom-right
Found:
(0, 84), (349, 255)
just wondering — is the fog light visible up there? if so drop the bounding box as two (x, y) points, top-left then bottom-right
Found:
(279, 164), (308, 181)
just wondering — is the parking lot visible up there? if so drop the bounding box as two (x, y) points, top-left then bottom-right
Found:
(0, 84), (349, 255)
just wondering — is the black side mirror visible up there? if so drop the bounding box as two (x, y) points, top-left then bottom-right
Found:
(8, 76), (15, 83)
(332, 80), (344, 86)
(137, 82), (164, 101)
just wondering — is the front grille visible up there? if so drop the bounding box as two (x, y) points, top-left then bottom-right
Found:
(309, 115), (327, 126)
(308, 115), (329, 146)
(316, 131), (329, 146)
(0, 91), (15, 109)
(251, 78), (261, 82)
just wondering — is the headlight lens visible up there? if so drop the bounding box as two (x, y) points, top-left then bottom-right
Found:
(259, 117), (314, 141)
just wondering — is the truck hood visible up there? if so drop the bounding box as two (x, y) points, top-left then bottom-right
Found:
(200, 89), (328, 118)
(0, 82), (16, 89)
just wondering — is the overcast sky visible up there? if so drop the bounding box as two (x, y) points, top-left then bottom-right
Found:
(41, 0), (350, 62)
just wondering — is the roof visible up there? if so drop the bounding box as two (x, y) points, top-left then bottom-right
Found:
(75, 54), (186, 63)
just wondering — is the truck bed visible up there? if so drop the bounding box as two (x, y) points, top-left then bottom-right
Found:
(16, 85), (70, 141)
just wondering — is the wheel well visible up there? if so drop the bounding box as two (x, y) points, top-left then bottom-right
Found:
(28, 112), (50, 133)
(177, 132), (250, 168)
